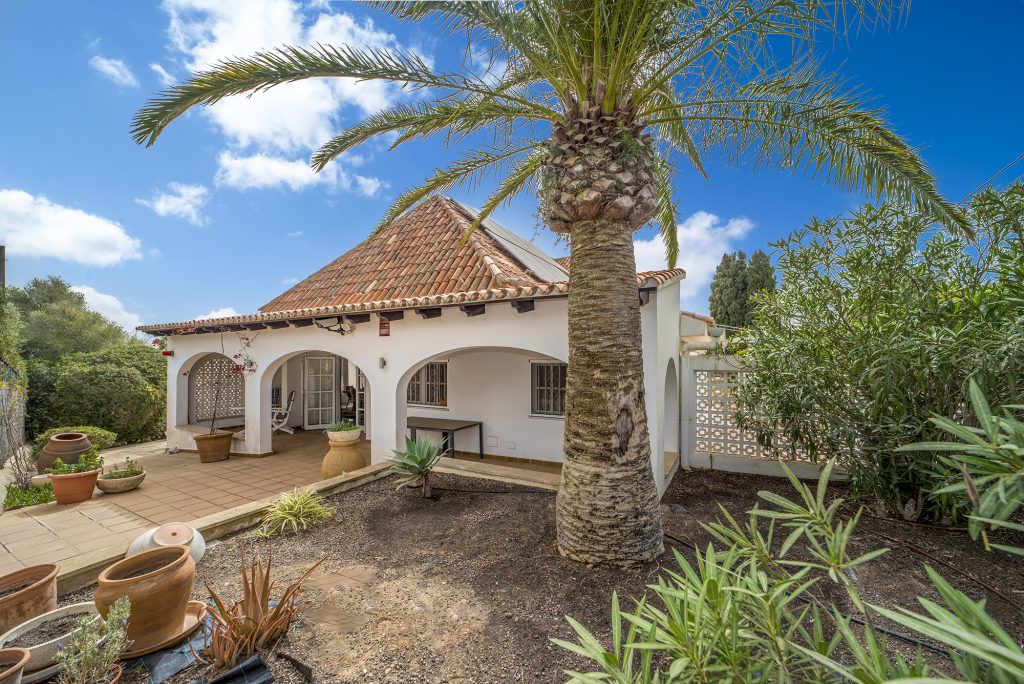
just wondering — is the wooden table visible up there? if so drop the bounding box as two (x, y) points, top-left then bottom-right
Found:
(406, 417), (484, 459)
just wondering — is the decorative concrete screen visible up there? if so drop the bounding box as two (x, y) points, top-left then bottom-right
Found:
(190, 354), (245, 423)
(683, 355), (827, 479)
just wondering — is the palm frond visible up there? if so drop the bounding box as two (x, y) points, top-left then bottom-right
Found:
(655, 154), (680, 268)
(467, 150), (546, 234)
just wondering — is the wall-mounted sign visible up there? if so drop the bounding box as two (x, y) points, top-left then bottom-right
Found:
(379, 319), (390, 337)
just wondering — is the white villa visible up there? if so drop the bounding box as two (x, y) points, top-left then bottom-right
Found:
(139, 197), (693, 495)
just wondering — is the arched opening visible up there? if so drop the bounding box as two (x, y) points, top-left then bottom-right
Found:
(255, 349), (372, 456)
(395, 346), (567, 476)
(663, 359), (680, 478)
(187, 353), (245, 429)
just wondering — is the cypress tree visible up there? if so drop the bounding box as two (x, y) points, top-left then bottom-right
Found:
(709, 250), (748, 327)
(744, 249), (776, 324)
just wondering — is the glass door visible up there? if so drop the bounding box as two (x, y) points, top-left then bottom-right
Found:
(303, 355), (336, 429)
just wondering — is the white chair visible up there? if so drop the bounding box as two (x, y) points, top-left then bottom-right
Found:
(271, 391), (296, 435)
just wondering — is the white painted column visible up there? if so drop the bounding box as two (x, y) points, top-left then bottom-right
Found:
(365, 366), (399, 464)
(242, 372), (271, 455)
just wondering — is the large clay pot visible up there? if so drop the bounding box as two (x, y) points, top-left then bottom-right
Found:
(0, 603), (99, 674)
(322, 430), (365, 479)
(48, 470), (100, 505)
(194, 431), (232, 463)
(0, 648), (30, 684)
(36, 433), (91, 474)
(0, 565), (58, 635)
(94, 546), (195, 653)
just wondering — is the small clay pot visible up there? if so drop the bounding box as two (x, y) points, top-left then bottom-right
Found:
(0, 648), (30, 684)
(36, 433), (91, 474)
(0, 565), (58, 635)
(194, 432), (232, 463)
(48, 470), (100, 505)
(95, 471), (146, 494)
(94, 546), (195, 654)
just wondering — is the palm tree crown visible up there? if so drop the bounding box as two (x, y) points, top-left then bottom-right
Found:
(132, 0), (966, 260)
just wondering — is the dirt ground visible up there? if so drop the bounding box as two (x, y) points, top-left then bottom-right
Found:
(86, 469), (1024, 684)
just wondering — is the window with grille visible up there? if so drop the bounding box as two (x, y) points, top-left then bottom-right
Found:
(407, 362), (447, 406)
(531, 363), (567, 416)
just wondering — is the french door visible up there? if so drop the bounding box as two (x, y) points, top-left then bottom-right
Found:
(303, 355), (336, 429)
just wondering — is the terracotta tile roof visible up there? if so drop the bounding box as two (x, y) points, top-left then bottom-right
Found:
(261, 196), (546, 313)
(137, 196), (686, 334)
(555, 255), (571, 269)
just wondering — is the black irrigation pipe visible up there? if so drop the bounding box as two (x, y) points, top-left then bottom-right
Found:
(662, 531), (953, 659)
(434, 486), (555, 495)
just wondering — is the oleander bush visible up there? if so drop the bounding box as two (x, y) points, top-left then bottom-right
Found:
(735, 185), (1024, 520)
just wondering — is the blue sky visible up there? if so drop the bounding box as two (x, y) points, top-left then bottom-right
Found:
(1, 1), (1022, 331)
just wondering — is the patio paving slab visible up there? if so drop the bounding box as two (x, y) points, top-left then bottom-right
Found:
(0, 429), (358, 570)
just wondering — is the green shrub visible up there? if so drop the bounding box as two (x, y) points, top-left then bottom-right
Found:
(555, 462), (1024, 683)
(57, 596), (130, 684)
(3, 482), (55, 509)
(735, 185), (1024, 520)
(46, 448), (103, 474)
(388, 435), (443, 498)
(325, 421), (359, 432)
(257, 488), (336, 537)
(101, 457), (144, 480)
(24, 358), (56, 438)
(32, 425), (117, 457)
(51, 342), (165, 444)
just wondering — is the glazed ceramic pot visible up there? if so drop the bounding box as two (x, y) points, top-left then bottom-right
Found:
(0, 603), (99, 674)
(48, 470), (100, 505)
(0, 565), (58, 635)
(95, 471), (146, 494)
(36, 433), (91, 474)
(94, 545), (195, 653)
(194, 431), (232, 463)
(0, 648), (30, 684)
(28, 476), (48, 490)
(127, 523), (206, 563)
(322, 431), (365, 479)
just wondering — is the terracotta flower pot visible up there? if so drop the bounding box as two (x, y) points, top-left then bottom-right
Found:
(48, 470), (100, 505)
(36, 433), (91, 474)
(194, 431), (232, 463)
(94, 546), (195, 653)
(0, 648), (30, 684)
(0, 602), (99, 674)
(0, 565), (58, 635)
(95, 471), (146, 494)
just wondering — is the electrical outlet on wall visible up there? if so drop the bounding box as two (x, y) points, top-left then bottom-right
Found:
(505, 440), (516, 450)
(485, 435), (498, 447)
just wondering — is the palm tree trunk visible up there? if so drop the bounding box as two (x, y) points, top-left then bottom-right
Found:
(556, 217), (664, 566)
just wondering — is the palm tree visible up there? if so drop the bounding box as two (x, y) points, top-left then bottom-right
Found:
(132, 0), (964, 567)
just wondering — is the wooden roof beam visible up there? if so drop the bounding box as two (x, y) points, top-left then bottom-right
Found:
(460, 303), (486, 317)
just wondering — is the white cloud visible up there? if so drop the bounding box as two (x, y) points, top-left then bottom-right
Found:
(634, 210), (754, 313)
(89, 55), (139, 87)
(197, 307), (240, 320)
(136, 182), (209, 225)
(162, 0), (405, 154)
(285, 230), (303, 238)
(282, 277), (300, 285)
(214, 151), (384, 196)
(150, 62), (176, 86)
(0, 189), (142, 267)
(71, 285), (142, 333)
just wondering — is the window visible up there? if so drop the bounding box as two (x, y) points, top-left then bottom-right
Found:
(531, 363), (567, 416)
(407, 362), (447, 406)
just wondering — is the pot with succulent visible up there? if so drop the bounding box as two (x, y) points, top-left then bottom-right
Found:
(95, 458), (145, 495)
(45, 449), (102, 505)
(55, 597), (130, 684)
(321, 421), (365, 478)
(193, 334), (258, 463)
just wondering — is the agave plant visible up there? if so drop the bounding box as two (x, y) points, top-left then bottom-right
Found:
(205, 548), (323, 669)
(131, 0), (964, 566)
(389, 435), (443, 498)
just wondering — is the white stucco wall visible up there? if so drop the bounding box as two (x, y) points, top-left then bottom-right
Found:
(160, 282), (681, 490)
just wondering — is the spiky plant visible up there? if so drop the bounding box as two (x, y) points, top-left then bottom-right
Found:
(131, 0), (964, 566)
(389, 435), (443, 498)
(257, 488), (337, 538)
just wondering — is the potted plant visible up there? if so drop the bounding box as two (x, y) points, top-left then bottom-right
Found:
(388, 436), (443, 498)
(45, 449), (102, 505)
(193, 335), (258, 463)
(95, 457), (145, 494)
(0, 602), (99, 675)
(0, 564), (58, 635)
(55, 597), (130, 684)
(321, 422), (365, 478)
